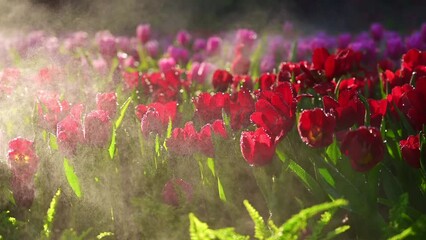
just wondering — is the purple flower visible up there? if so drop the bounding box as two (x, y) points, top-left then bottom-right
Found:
(136, 24), (151, 44)
(386, 37), (406, 60)
(193, 38), (206, 52)
(236, 29), (257, 47)
(167, 46), (189, 64)
(338, 33), (352, 49)
(176, 30), (191, 46)
(145, 40), (159, 58)
(206, 36), (222, 56)
(260, 55), (275, 73)
(370, 23), (384, 41)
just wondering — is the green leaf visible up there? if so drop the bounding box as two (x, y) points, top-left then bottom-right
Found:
(108, 128), (116, 159)
(155, 134), (160, 157)
(325, 138), (341, 165)
(318, 168), (335, 188)
(43, 189), (61, 239)
(222, 109), (231, 129)
(420, 129), (426, 173)
(217, 177), (227, 202)
(243, 200), (270, 239)
(63, 158), (82, 198)
(323, 225), (350, 240)
(108, 96), (132, 160)
(207, 158), (215, 177)
(96, 232), (114, 239)
(309, 211), (332, 240)
(271, 199), (348, 240)
(115, 96), (132, 129)
(358, 93), (371, 127)
(166, 117), (173, 139)
(288, 160), (323, 197)
(189, 213), (249, 240)
(275, 148), (286, 163)
(49, 133), (58, 151)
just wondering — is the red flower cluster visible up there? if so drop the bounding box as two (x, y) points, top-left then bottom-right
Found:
(312, 48), (362, 79)
(166, 120), (227, 157)
(323, 89), (365, 131)
(136, 101), (178, 136)
(251, 82), (297, 141)
(37, 91), (70, 132)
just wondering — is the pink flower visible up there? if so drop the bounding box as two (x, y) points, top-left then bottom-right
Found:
(57, 115), (83, 155)
(84, 110), (112, 147)
(96, 92), (118, 118)
(136, 24), (151, 44)
(158, 57), (176, 72)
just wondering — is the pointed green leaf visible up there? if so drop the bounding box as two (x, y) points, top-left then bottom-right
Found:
(218, 177), (227, 202)
(115, 96), (132, 129)
(207, 158), (215, 177)
(49, 133), (58, 151)
(63, 158), (82, 198)
(108, 128), (116, 159)
(318, 168), (335, 188)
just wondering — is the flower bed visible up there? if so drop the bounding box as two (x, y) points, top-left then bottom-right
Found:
(0, 23), (425, 239)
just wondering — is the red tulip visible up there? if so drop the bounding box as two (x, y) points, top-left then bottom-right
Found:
(122, 71), (139, 90)
(298, 108), (336, 148)
(232, 75), (253, 92)
(84, 110), (112, 147)
(251, 82), (297, 140)
(193, 92), (231, 124)
(57, 115), (83, 155)
(37, 91), (70, 132)
(198, 120), (228, 157)
(240, 128), (277, 166)
(8, 137), (39, 208)
(400, 135), (421, 168)
(323, 89), (365, 131)
(257, 73), (276, 91)
(340, 126), (384, 172)
(8, 138), (39, 179)
(162, 178), (193, 207)
(230, 91), (255, 130)
(96, 92), (117, 118)
(166, 122), (199, 156)
(212, 69), (233, 92)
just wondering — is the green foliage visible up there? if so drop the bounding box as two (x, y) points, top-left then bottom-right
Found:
(109, 96), (132, 159)
(243, 200), (271, 239)
(58, 228), (92, 240)
(63, 158), (82, 198)
(270, 199), (348, 240)
(325, 138), (341, 165)
(189, 213), (249, 240)
(389, 215), (426, 240)
(189, 199), (348, 240)
(287, 160), (323, 198)
(42, 188), (62, 239)
(0, 211), (20, 239)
